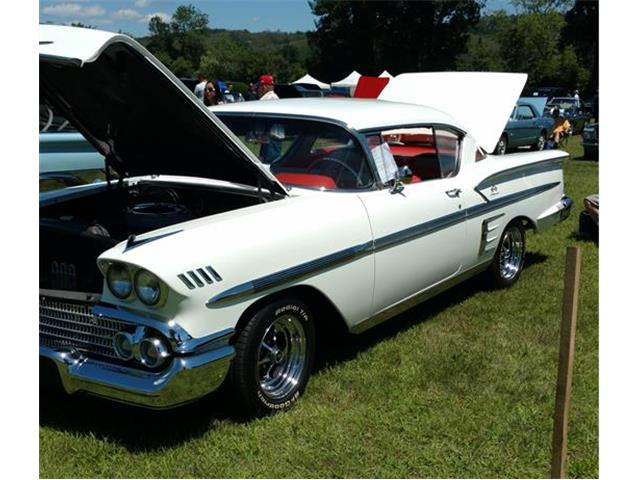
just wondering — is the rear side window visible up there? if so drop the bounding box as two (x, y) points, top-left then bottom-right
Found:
(434, 128), (461, 178)
(374, 126), (461, 183)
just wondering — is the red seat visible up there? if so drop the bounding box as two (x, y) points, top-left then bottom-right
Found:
(275, 172), (337, 189)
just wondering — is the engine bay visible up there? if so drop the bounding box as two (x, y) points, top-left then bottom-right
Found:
(40, 181), (266, 293)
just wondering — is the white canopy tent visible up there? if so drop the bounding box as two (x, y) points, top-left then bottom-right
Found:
(292, 74), (330, 90)
(379, 70), (394, 78)
(331, 70), (362, 88)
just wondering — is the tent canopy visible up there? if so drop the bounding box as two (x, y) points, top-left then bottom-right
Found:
(292, 74), (330, 89)
(331, 70), (362, 88)
(379, 70), (394, 78)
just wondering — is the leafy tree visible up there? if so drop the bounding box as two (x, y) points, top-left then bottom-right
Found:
(307, 0), (483, 80)
(562, 0), (598, 92)
(457, 7), (591, 93)
(510, 0), (572, 14)
(146, 4), (209, 76)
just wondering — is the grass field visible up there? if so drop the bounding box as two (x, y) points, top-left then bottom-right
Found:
(39, 135), (598, 478)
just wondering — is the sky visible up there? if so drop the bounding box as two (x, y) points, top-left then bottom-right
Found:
(39, 0), (516, 37)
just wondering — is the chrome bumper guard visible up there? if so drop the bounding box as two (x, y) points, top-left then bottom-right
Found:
(537, 195), (573, 231)
(40, 303), (235, 409)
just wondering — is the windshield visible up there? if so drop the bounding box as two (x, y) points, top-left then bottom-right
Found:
(217, 114), (374, 190)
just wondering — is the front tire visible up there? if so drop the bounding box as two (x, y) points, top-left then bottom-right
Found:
(533, 131), (545, 151)
(488, 221), (526, 288)
(229, 297), (316, 417)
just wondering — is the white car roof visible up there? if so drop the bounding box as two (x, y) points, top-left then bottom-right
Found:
(211, 98), (465, 133)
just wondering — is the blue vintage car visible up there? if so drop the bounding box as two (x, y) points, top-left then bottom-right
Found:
(39, 132), (105, 192)
(494, 97), (554, 155)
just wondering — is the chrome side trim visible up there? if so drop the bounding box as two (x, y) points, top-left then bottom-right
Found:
(475, 156), (567, 192)
(206, 182), (560, 306)
(479, 213), (506, 256)
(350, 261), (492, 334)
(206, 241), (375, 306)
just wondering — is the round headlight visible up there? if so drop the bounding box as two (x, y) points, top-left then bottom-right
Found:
(113, 332), (134, 360)
(134, 269), (163, 306)
(107, 263), (132, 299)
(139, 337), (170, 368)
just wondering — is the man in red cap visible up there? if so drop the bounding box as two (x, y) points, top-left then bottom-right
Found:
(258, 74), (279, 100)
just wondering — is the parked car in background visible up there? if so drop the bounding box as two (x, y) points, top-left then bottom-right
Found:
(544, 97), (589, 133)
(40, 132), (105, 192)
(524, 85), (566, 98)
(581, 123), (598, 159)
(39, 26), (572, 416)
(494, 97), (554, 155)
(275, 83), (324, 98)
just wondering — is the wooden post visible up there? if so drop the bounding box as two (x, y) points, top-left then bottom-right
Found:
(551, 246), (581, 478)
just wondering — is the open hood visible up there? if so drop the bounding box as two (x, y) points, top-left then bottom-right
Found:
(39, 25), (287, 196)
(378, 72), (527, 153)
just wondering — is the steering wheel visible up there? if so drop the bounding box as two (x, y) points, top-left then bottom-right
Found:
(306, 157), (362, 187)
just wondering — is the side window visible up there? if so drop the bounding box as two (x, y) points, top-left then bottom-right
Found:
(434, 128), (461, 178)
(516, 105), (534, 120)
(376, 126), (461, 183)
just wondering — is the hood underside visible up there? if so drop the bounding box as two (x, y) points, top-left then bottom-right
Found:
(39, 25), (287, 196)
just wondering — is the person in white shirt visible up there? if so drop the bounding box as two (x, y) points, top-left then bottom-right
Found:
(258, 74), (279, 101)
(573, 89), (580, 109)
(194, 72), (207, 101)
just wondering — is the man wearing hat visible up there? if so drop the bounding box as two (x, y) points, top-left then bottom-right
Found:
(258, 74), (279, 100)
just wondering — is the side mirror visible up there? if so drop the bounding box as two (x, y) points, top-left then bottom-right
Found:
(389, 165), (413, 194)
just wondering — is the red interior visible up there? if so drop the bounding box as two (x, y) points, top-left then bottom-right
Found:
(275, 172), (337, 189)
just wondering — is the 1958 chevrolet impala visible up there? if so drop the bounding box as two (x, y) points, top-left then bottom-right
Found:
(39, 26), (572, 416)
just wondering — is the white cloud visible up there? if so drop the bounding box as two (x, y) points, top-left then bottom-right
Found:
(113, 9), (141, 20)
(141, 11), (171, 23)
(43, 3), (106, 18)
(134, 0), (150, 7)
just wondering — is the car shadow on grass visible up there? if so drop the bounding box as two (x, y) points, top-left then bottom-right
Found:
(314, 250), (548, 371)
(40, 252), (549, 452)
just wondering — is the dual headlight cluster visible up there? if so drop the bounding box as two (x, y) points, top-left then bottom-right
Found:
(113, 328), (171, 369)
(106, 263), (164, 306)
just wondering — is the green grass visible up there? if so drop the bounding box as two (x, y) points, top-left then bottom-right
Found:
(39, 135), (598, 478)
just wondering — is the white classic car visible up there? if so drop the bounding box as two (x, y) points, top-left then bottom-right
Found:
(39, 26), (572, 416)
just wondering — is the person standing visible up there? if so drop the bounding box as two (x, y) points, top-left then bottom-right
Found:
(203, 81), (223, 106)
(194, 72), (207, 101)
(573, 89), (581, 109)
(257, 74), (279, 100)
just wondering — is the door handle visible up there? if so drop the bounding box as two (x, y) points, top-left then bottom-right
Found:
(446, 188), (462, 198)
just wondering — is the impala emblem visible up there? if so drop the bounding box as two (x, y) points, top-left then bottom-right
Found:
(490, 185), (499, 195)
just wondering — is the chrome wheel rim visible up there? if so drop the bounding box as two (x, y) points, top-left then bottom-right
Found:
(536, 135), (545, 150)
(499, 227), (524, 280)
(497, 138), (506, 155)
(256, 314), (307, 401)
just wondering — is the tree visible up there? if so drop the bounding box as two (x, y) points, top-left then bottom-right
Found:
(146, 4), (209, 76)
(561, 0), (598, 93)
(510, 0), (572, 14)
(307, 0), (483, 80)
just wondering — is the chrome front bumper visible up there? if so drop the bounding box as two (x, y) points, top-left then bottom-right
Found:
(40, 303), (235, 409)
(537, 195), (573, 231)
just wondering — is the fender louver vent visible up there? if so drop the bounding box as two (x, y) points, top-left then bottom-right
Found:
(178, 266), (222, 289)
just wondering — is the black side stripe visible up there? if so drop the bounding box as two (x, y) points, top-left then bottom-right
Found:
(207, 181), (560, 306)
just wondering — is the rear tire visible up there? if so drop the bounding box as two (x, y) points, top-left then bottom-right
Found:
(488, 221), (526, 288)
(494, 134), (508, 155)
(229, 297), (316, 417)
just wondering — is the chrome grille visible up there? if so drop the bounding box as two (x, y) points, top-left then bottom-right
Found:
(39, 297), (130, 359)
